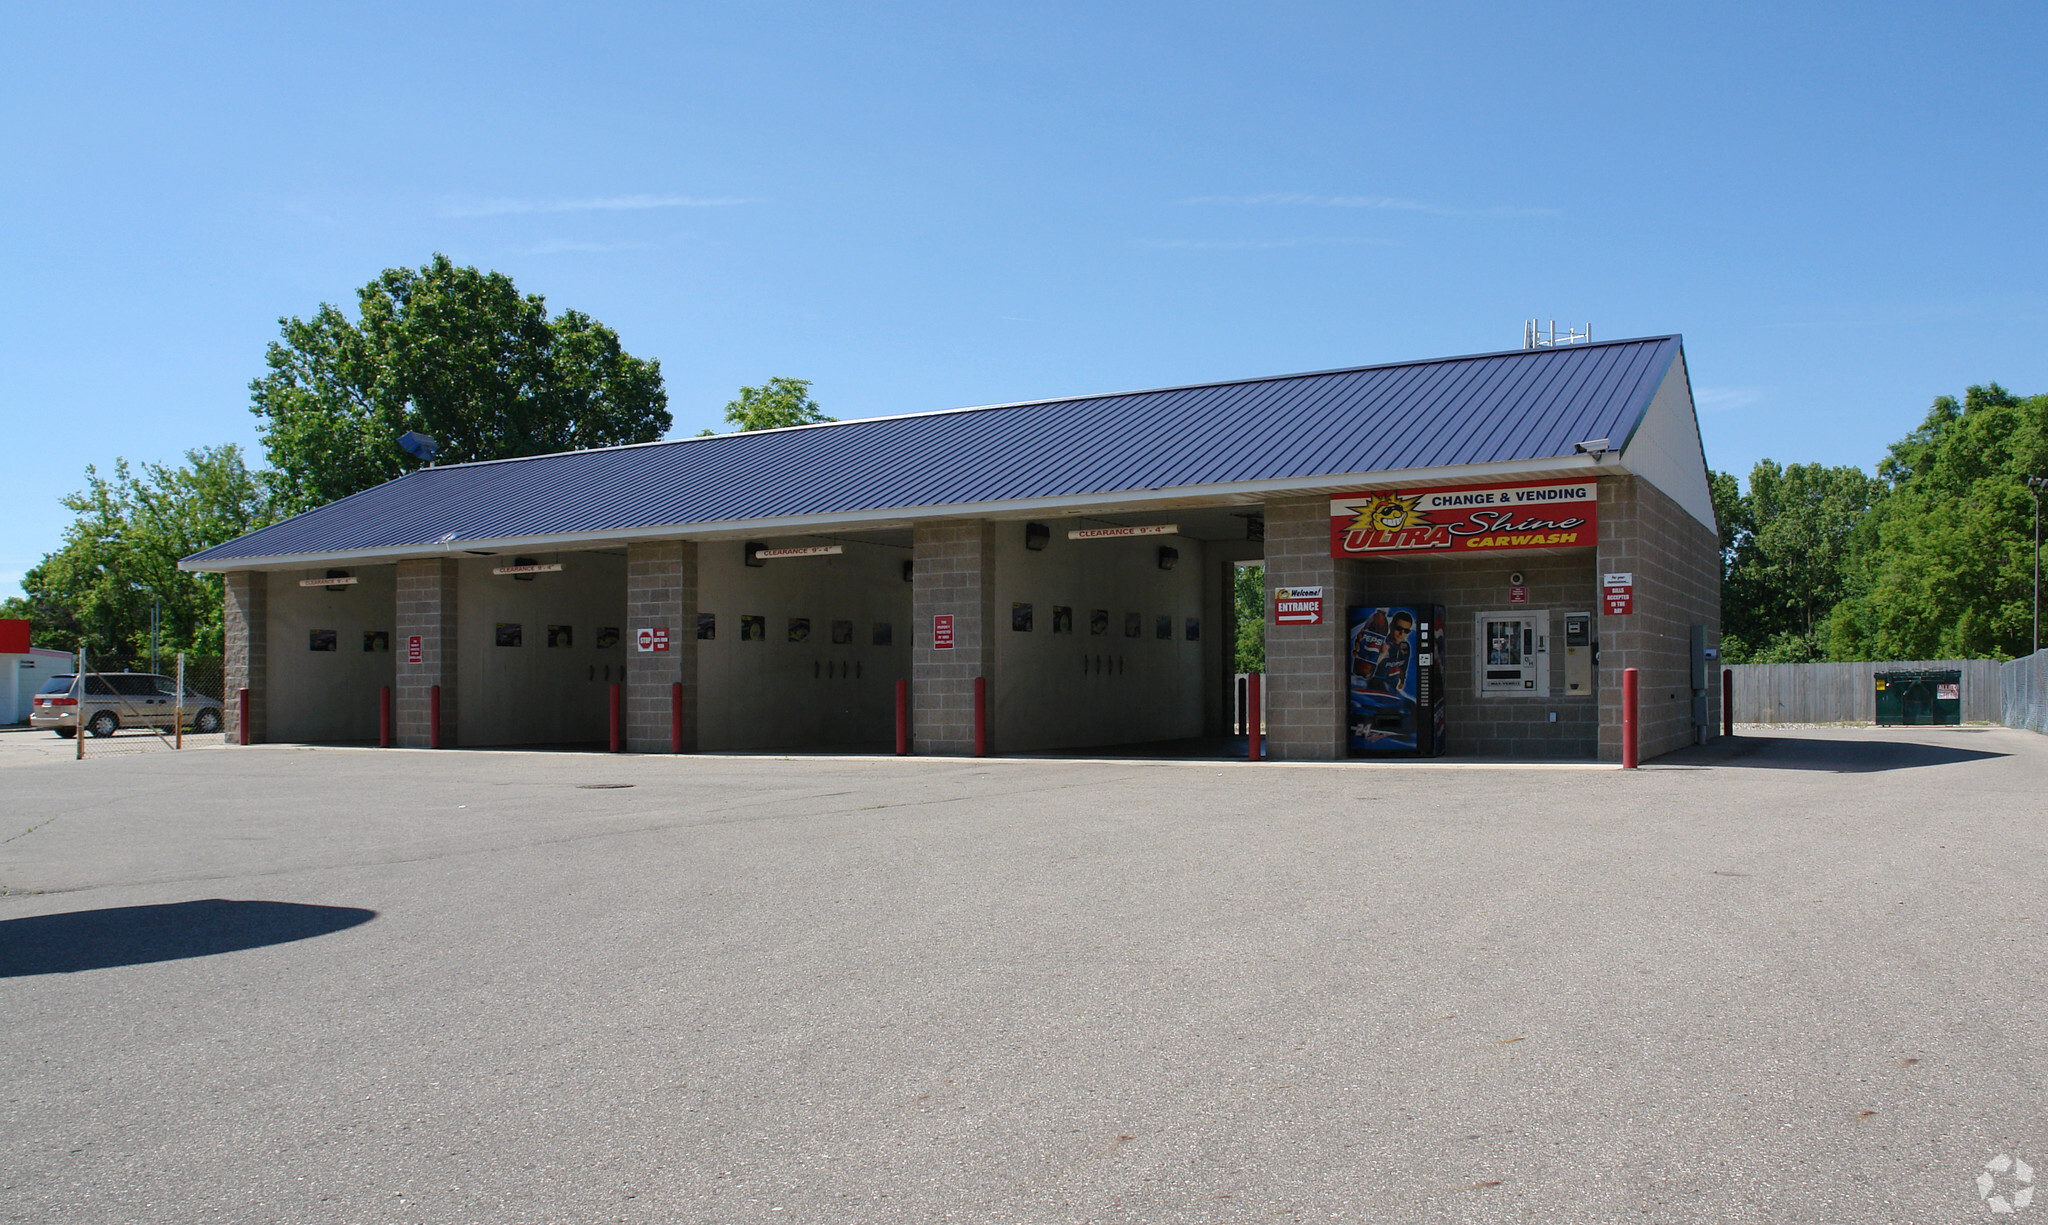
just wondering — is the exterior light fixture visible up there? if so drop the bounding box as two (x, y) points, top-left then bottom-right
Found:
(745, 542), (766, 568)
(1157, 546), (1179, 571)
(1024, 522), (1050, 551)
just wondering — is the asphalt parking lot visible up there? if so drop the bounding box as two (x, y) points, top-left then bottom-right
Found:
(3, 727), (2045, 1223)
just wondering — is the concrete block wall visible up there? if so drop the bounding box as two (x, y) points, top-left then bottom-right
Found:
(223, 570), (268, 744)
(626, 541), (697, 752)
(1261, 496), (1365, 759)
(395, 558), (459, 748)
(912, 520), (995, 754)
(1357, 553), (1600, 757)
(1596, 475), (1722, 761)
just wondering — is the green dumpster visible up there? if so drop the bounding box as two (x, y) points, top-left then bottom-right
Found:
(1874, 670), (1962, 726)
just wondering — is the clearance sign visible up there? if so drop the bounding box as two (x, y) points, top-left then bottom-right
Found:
(1329, 479), (1598, 558)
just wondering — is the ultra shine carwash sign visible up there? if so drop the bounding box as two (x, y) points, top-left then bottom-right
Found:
(1329, 479), (1598, 558)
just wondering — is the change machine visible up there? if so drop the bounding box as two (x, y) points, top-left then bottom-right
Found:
(1348, 605), (1447, 756)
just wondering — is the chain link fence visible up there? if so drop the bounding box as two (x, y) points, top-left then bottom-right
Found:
(2001, 649), (2048, 735)
(49, 650), (229, 758)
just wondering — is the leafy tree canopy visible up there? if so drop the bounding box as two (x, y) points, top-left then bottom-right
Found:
(251, 254), (670, 515)
(1233, 563), (1266, 674)
(1, 447), (271, 658)
(1714, 460), (1879, 663)
(706, 377), (832, 433)
(1827, 384), (2048, 660)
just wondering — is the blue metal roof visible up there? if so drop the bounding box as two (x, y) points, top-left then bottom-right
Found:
(183, 335), (1682, 567)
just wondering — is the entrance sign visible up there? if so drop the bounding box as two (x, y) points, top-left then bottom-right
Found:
(1602, 572), (1634, 616)
(492, 563), (563, 576)
(753, 546), (844, 559)
(637, 626), (671, 653)
(933, 614), (956, 649)
(1273, 585), (1325, 626)
(1068, 524), (1178, 540)
(1329, 480), (1597, 558)
(407, 635), (423, 663)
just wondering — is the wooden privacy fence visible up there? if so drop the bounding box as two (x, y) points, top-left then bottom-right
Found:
(1727, 659), (2004, 724)
(2002, 650), (2048, 734)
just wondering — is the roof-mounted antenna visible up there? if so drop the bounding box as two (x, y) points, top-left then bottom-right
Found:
(1524, 320), (1592, 349)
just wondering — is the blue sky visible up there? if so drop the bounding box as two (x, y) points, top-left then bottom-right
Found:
(4, 2), (2043, 599)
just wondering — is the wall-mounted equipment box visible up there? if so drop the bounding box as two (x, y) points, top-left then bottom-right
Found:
(1562, 612), (1593, 695)
(1874, 670), (1961, 726)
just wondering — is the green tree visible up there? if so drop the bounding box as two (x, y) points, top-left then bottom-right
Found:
(251, 254), (670, 515)
(5, 447), (272, 658)
(1233, 563), (1265, 673)
(1715, 460), (1879, 662)
(1828, 384), (2048, 660)
(707, 377), (832, 433)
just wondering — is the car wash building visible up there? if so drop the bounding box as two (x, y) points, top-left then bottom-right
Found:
(179, 335), (1721, 762)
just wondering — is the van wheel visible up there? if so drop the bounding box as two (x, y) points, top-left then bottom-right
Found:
(87, 711), (119, 738)
(194, 708), (222, 734)
(55, 728), (76, 739)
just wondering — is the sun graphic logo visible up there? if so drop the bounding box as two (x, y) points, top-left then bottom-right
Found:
(1979, 1154), (2036, 1214)
(1348, 493), (1428, 535)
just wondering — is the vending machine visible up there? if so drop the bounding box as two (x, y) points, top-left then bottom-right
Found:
(1348, 605), (1447, 756)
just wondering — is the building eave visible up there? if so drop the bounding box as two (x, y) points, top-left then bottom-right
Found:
(178, 453), (1627, 572)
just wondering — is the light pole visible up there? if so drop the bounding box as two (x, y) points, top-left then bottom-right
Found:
(2030, 477), (2048, 656)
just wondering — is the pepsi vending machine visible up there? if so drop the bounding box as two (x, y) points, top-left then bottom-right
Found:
(1348, 605), (1447, 756)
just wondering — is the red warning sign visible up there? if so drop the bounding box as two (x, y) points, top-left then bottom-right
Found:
(1602, 572), (1634, 616)
(933, 614), (955, 650)
(407, 635), (422, 663)
(1273, 586), (1324, 626)
(636, 626), (670, 653)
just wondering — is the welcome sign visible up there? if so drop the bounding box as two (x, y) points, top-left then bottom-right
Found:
(1329, 479), (1598, 558)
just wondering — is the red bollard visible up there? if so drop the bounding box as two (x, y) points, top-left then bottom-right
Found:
(670, 681), (683, 754)
(973, 676), (987, 757)
(429, 685), (442, 749)
(1722, 668), (1734, 738)
(237, 687), (251, 745)
(609, 682), (622, 753)
(895, 679), (909, 755)
(1622, 667), (1640, 768)
(1247, 672), (1262, 760)
(379, 685), (392, 748)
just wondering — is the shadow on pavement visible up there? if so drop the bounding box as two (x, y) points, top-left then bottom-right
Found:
(1660, 733), (2008, 773)
(0, 899), (376, 977)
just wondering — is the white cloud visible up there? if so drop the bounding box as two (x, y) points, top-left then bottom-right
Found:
(1694, 386), (1765, 412)
(441, 194), (753, 219)
(1176, 192), (1556, 218)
